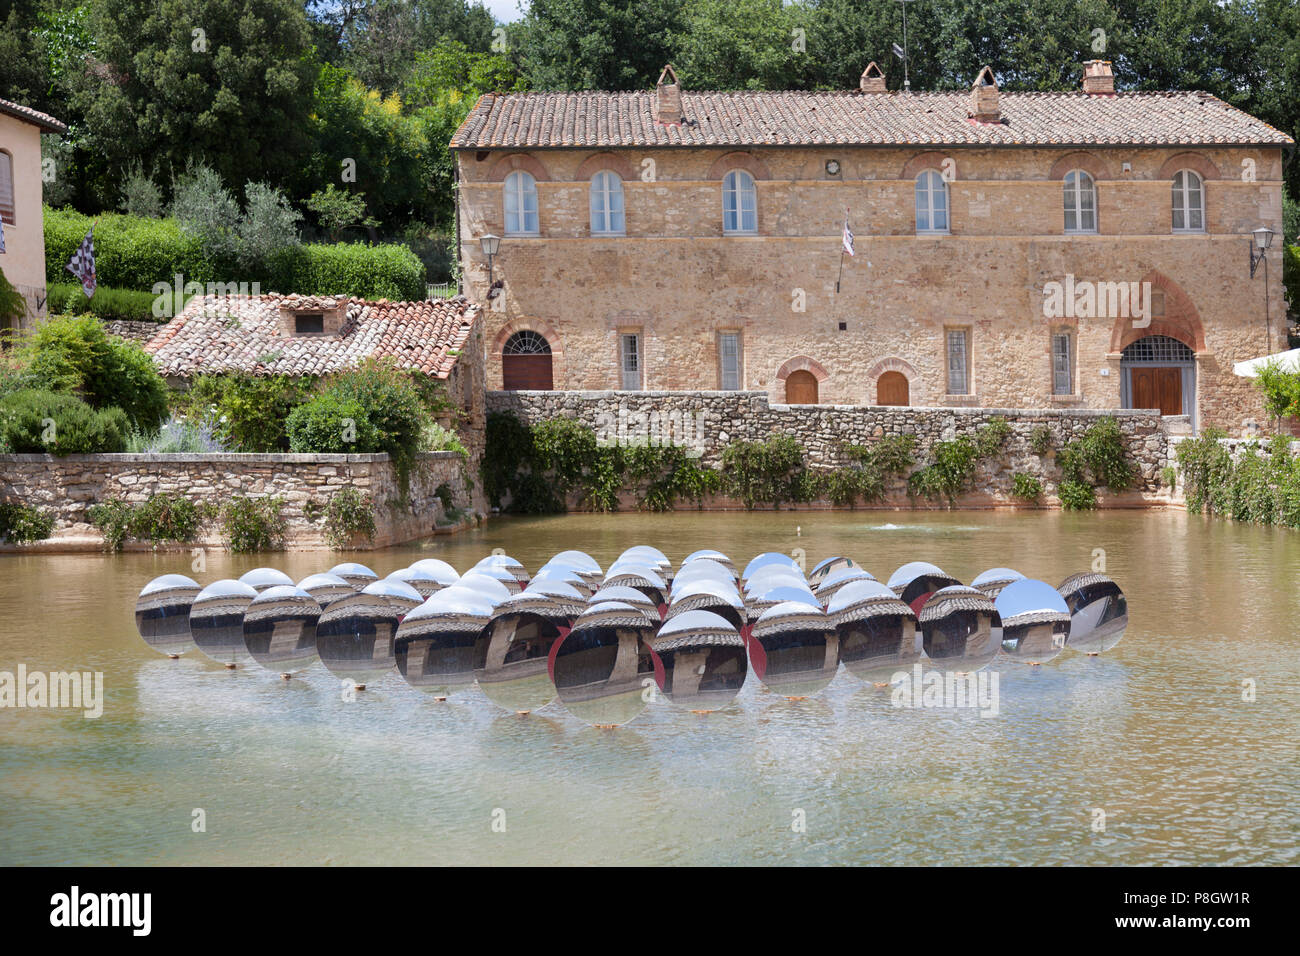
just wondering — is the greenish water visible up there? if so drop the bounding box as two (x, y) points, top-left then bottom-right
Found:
(1, 510), (1296, 865)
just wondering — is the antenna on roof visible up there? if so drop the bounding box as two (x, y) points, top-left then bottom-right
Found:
(895, 0), (916, 91)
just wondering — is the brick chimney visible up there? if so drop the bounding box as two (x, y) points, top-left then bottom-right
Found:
(655, 64), (682, 126)
(859, 61), (887, 93)
(1082, 59), (1115, 95)
(968, 66), (1000, 123)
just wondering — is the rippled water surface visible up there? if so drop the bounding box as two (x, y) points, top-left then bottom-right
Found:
(1, 510), (1297, 865)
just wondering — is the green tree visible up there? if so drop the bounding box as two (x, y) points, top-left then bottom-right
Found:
(512, 0), (683, 90)
(305, 184), (379, 241)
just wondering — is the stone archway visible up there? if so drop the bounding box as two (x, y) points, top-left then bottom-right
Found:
(867, 357), (919, 406)
(776, 356), (829, 404)
(1108, 270), (1205, 355)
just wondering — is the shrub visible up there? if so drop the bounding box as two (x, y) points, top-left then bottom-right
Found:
(833, 434), (917, 506)
(322, 487), (376, 549)
(45, 206), (212, 289)
(720, 434), (811, 510)
(0, 266), (26, 329)
(0, 389), (129, 454)
(908, 420), (1010, 504)
(177, 374), (311, 452)
(0, 500), (54, 544)
(21, 315), (168, 430)
(286, 361), (429, 484)
(1030, 424), (1053, 456)
(266, 242), (427, 300)
(1012, 472), (1043, 502)
(1161, 465), (1178, 489)
(1254, 360), (1300, 421)
(88, 493), (204, 551)
(422, 421), (469, 457)
(126, 415), (228, 453)
(1058, 479), (1097, 510)
(1057, 417), (1136, 494)
(119, 161), (164, 218)
(221, 496), (287, 552)
(46, 282), (176, 324)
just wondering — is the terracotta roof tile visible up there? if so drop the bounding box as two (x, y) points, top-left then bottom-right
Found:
(0, 97), (67, 134)
(144, 294), (480, 379)
(452, 90), (1292, 150)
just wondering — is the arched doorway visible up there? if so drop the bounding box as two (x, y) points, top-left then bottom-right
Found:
(877, 371), (909, 406)
(785, 369), (818, 404)
(1121, 335), (1195, 420)
(502, 330), (553, 390)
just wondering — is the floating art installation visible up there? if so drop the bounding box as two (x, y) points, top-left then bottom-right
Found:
(135, 574), (201, 658)
(134, 549), (1129, 723)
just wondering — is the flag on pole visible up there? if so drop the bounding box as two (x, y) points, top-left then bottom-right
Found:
(0, 216), (6, 254)
(66, 226), (97, 298)
(842, 208), (855, 257)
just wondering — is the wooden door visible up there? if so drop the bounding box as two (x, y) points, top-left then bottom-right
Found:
(785, 370), (818, 404)
(502, 353), (553, 390)
(877, 371), (909, 406)
(1131, 367), (1182, 416)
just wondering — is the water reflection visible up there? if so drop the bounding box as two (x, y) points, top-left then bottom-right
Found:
(474, 585), (584, 713)
(135, 574), (200, 658)
(996, 579), (1071, 665)
(189, 579), (257, 668)
(917, 586), (998, 671)
(750, 601), (839, 698)
(552, 602), (656, 726)
(831, 580), (919, 684)
(1058, 572), (1128, 655)
(650, 610), (748, 712)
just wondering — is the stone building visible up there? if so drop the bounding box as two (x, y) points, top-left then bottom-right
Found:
(0, 98), (66, 329)
(451, 62), (1292, 434)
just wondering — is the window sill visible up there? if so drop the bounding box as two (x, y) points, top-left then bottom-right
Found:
(504, 232), (540, 239)
(943, 394), (979, 406)
(1064, 230), (1098, 236)
(916, 231), (950, 237)
(1049, 393), (1084, 404)
(1171, 228), (1207, 235)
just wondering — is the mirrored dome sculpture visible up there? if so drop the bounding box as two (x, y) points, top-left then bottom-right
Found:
(394, 588), (494, 698)
(618, 546), (671, 579)
(329, 562), (379, 589)
(649, 610), (747, 712)
(808, 556), (858, 588)
(681, 550), (738, 576)
(587, 585), (662, 626)
(666, 579), (746, 630)
(362, 579), (423, 616)
(315, 589), (404, 687)
(238, 567), (295, 593)
(452, 572), (515, 605)
(746, 583), (821, 619)
(189, 579), (258, 668)
(814, 566), (875, 604)
(135, 574), (201, 658)
(971, 567), (1026, 600)
(918, 586), (999, 672)
(297, 572), (356, 608)
(995, 579), (1071, 664)
(408, 559), (460, 588)
(460, 564), (523, 595)
(548, 550), (603, 587)
(742, 552), (799, 581)
(743, 565), (809, 596)
(473, 585), (585, 713)
(386, 566), (445, 600)
(750, 601), (839, 699)
(242, 585), (320, 676)
(888, 562), (963, 614)
(1057, 572), (1128, 655)
(601, 566), (667, 609)
(473, 553), (530, 587)
(671, 560), (737, 590)
(552, 602), (657, 727)
(830, 580), (919, 684)
(531, 566), (595, 598)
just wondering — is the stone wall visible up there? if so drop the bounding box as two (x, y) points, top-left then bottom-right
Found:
(0, 451), (480, 551)
(458, 142), (1287, 435)
(487, 389), (1177, 509)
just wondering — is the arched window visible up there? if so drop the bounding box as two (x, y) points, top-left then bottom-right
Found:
(503, 171), (539, 236)
(501, 330), (553, 391)
(589, 170), (625, 235)
(1171, 170), (1204, 233)
(1063, 170), (1096, 233)
(915, 170), (949, 234)
(722, 170), (757, 234)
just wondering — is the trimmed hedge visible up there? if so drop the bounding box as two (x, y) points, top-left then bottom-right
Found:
(45, 207), (213, 289)
(0, 388), (129, 454)
(267, 242), (427, 300)
(47, 282), (182, 323)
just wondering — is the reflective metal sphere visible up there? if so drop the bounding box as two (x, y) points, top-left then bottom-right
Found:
(1058, 572), (1128, 655)
(750, 601), (839, 698)
(135, 574), (201, 657)
(237, 567), (295, 593)
(189, 579), (258, 667)
(552, 602), (657, 727)
(242, 585), (320, 675)
(918, 586), (999, 672)
(649, 610), (747, 712)
(315, 588), (403, 686)
(328, 562), (379, 589)
(888, 562), (963, 614)
(296, 572), (355, 608)
(995, 579), (1071, 664)
(394, 588), (494, 698)
(473, 585), (585, 713)
(830, 580), (919, 684)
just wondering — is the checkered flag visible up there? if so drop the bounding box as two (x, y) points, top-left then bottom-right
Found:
(65, 226), (96, 298)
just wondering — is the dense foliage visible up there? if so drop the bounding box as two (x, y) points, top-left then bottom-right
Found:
(0, 388), (129, 453)
(0, 499), (55, 543)
(1177, 430), (1300, 527)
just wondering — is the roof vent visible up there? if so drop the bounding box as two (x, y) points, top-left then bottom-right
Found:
(655, 64), (682, 126)
(968, 66), (1000, 123)
(859, 61), (887, 93)
(1082, 59), (1115, 95)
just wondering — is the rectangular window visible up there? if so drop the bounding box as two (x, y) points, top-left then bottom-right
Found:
(621, 333), (642, 390)
(719, 332), (741, 390)
(1052, 332), (1073, 395)
(0, 151), (13, 225)
(946, 329), (969, 395)
(295, 313), (324, 334)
